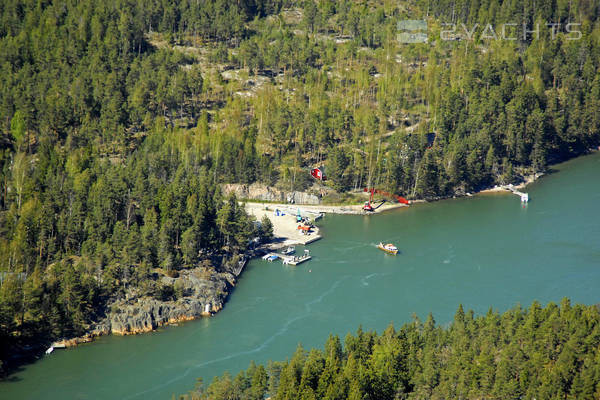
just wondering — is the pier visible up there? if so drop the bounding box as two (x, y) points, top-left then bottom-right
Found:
(233, 257), (247, 276)
(502, 184), (529, 202)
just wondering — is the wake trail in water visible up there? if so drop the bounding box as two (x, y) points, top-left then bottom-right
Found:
(361, 272), (391, 286)
(317, 259), (372, 266)
(124, 276), (351, 400)
(315, 258), (370, 265)
(330, 243), (373, 253)
(227, 296), (268, 317)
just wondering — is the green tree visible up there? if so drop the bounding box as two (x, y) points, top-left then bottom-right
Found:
(10, 110), (26, 146)
(181, 225), (200, 266)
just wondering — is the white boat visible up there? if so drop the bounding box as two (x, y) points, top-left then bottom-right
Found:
(262, 254), (279, 262)
(282, 246), (296, 255)
(377, 242), (398, 255)
(45, 346), (54, 354)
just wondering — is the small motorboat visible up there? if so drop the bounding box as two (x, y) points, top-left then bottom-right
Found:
(282, 246), (296, 255)
(377, 242), (398, 255)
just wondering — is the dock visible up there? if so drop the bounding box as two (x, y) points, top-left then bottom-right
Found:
(302, 235), (321, 245)
(233, 257), (247, 276)
(263, 249), (312, 266)
(46, 342), (67, 354)
(262, 254), (280, 262)
(501, 184), (529, 202)
(282, 250), (312, 266)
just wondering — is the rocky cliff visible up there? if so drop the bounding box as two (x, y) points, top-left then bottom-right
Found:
(54, 267), (237, 346)
(222, 183), (321, 205)
(106, 269), (233, 335)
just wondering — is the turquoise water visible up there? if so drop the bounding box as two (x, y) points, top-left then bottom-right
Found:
(2, 153), (599, 399)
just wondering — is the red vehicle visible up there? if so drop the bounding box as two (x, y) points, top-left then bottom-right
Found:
(363, 188), (409, 212)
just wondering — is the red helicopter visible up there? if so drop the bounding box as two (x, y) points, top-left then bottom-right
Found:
(310, 166), (326, 181)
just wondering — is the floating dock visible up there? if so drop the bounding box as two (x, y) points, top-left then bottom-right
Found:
(283, 256), (311, 266)
(282, 250), (312, 266)
(262, 254), (280, 262)
(263, 249), (312, 266)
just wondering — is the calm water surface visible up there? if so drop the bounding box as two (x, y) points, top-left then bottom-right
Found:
(2, 153), (599, 399)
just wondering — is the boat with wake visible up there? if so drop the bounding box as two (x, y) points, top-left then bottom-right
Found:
(377, 242), (398, 255)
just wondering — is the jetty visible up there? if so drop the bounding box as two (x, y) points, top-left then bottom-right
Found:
(233, 257), (247, 276)
(301, 235), (321, 245)
(501, 184), (529, 203)
(45, 342), (67, 355)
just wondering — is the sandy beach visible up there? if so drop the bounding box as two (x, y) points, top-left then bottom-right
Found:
(245, 203), (322, 248)
(244, 201), (409, 248)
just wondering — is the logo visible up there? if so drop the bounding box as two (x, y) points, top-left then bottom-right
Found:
(440, 22), (581, 41)
(397, 20), (428, 44)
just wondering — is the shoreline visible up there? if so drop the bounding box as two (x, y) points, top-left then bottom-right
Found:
(244, 200), (408, 216)
(243, 173), (547, 255)
(242, 171), (542, 220)
(36, 206), (331, 353)
(478, 173), (543, 195)
(19, 171), (545, 360)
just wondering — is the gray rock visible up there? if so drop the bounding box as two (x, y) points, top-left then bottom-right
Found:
(222, 183), (321, 204)
(95, 268), (235, 335)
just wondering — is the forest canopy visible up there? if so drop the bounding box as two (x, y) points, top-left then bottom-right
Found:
(1, 0), (600, 377)
(182, 300), (600, 400)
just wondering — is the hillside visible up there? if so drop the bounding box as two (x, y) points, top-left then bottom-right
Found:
(1, 0), (600, 376)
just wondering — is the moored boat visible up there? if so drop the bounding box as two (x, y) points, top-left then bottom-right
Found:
(377, 242), (398, 255)
(282, 246), (296, 255)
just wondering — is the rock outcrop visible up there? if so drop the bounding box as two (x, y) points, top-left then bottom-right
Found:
(52, 267), (237, 347)
(103, 270), (235, 335)
(104, 268), (234, 335)
(222, 183), (321, 205)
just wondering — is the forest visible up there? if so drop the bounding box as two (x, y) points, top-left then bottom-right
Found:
(1, 0), (599, 376)
(181, 300), (600, 400)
